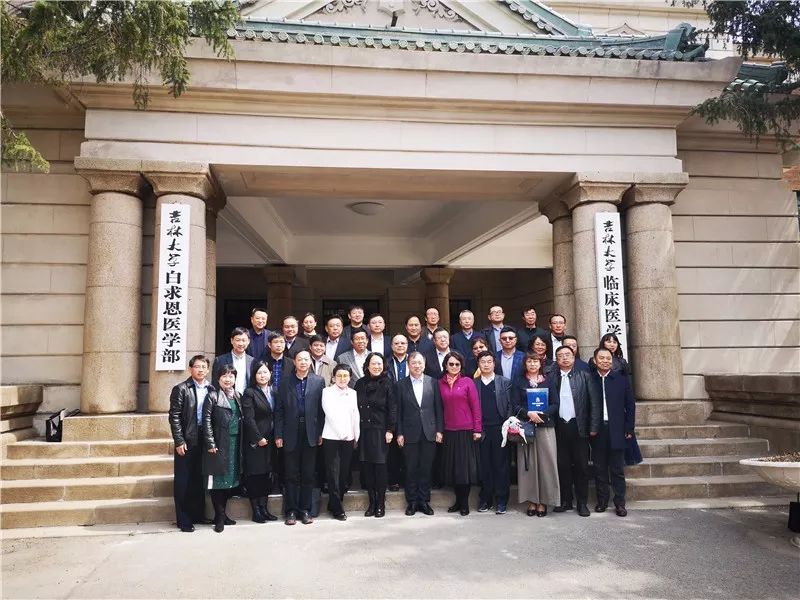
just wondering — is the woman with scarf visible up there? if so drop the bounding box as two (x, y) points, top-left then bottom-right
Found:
(354, 352), (397, 518)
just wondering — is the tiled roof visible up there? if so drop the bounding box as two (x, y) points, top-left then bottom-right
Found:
(229, 19), (707, 61)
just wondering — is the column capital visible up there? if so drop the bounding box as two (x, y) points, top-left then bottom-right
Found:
(142, 161), (216, 201)
(263, 265), (295, 285)
(539, 200), (570, 223)
(623, 173), (690, 208)
(74, 158), (148, 196)
(560, 174), (632, 211)
(420, 267), (455, 285)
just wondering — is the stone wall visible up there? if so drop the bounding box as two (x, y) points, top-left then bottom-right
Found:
(673, 143), (800, 400)
(1, 128), (88, 431)
(706, 374), (800, 454)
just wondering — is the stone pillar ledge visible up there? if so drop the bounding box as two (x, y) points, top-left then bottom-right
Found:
(420, 267), (455, 285)
(623, 173), (689, 207)
(539, 200), (569, 223)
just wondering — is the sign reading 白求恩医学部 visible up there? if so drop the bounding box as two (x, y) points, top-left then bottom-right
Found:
(155, 204), (190, 371)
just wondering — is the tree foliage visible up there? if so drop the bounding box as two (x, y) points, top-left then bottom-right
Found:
(683, 0), (800, 148)
(1, 0), (239, 172)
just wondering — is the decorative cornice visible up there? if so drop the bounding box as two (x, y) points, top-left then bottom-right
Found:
(420, 266), (455, 285)
(79, 170), (148, 197)
(539, 200), (570, 223)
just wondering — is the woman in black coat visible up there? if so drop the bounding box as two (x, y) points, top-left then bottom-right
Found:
(589, 333), (632, 376)
(203, 364), (243, 533)
(353, 352), (397, 518)
(241, 360), (278, 523)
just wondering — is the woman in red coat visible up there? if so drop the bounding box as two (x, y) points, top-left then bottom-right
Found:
(437, 351), (482, 516)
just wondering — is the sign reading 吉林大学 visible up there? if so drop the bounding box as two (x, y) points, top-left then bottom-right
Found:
(155, 204), (190, 371)
(594, 213), (628, 358)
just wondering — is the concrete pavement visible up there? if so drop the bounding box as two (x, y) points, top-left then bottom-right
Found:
(2, 507), (798, 599)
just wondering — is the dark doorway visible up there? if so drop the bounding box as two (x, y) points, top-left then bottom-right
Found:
(221, 299), (264, 354)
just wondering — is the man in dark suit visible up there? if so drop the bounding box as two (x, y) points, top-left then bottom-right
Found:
(386, 334), (410, 383)
(548, 313), (568, 360)
(495, 326), (525, 381)
(423, 328), (451, 379)
(550, 345), (602, 517)
(261, 332), (293, 390)
(562, 336), (590, 371)
(367, 313), (392, 357)
(405, 314), (434, 355)
(275, 350), (325, 526)
(475, 351), (514, 514)
(282, 316), (310, 358)
(424, 307), (440, 339)
(168, 354), (211, 532)
(591, 347), (636, 517)
(396, 352), (443, 515)
(481, 305), (508, 354)
(516, 305), (549, 352)
(451, 309), (484, 357)
(342, 304), (367, 341)
(212, 327), (253, 395)
(246, 307), (271, 359)
(323, 315), (351, 360)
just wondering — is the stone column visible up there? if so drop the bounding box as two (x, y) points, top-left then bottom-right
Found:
(623, 175), (688, 400)
(205, 196), (226, 361)
(145, 165), (214, 412)
(77, 170), (146, 414)
(264, 265), (295, 323)
(540, 201), (575, 328)
(421, 267), (456, 330)
(564, 177), (631, 352)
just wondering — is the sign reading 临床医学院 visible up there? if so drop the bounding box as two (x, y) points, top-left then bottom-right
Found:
(155, 204), (190, 371)
(594, 213), (628, 358)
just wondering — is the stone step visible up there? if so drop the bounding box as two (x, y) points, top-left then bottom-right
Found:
(635, 422), (749, 440)
(626, 455), (749, 478)
(635, 401), (711, 426)
(626, 474), (785, 501)
(0, 475), (173, 503)
(6, 439), (174, 460)
(0, 497), (175, 529)
(62, 414), (169, 442)
(638, 437), (769, 458)
(1, 456), (173, 480)
(0, 415), (34, 434)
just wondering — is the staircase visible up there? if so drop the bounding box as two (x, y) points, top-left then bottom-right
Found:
(0, 402), (788, 530)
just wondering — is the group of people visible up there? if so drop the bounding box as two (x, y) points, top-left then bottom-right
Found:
(168, 304), (636, 533)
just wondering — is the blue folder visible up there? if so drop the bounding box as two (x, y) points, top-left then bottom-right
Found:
(526, 388), (549, 412)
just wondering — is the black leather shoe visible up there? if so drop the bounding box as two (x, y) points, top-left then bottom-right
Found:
(419, 503), (434, 516)
(300, 511), (313, 525)
(537, 506), (548, 517)
(179, 525), (195, 532)
(615, 505), (628, 517)
(526, 507), (536, 517)
(595, 502), (608, 513)
(263, 510), (278, 522)
(284, 512), (297, 526)
(553, 503), (573, 513)
(334, 513), (347, 521)
(213, 518), (224, 533)
(405, 504), (416, 516)
(224, 516), (236, 525)
(447, 502), (460, 513)
(459, 506), (470, 516)
(577, 504), (591, 517)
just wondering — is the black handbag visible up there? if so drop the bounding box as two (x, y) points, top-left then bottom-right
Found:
(507, 421), (536, 445)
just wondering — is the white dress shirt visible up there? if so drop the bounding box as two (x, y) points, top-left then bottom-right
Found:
(600, 373), (609, 422)
(411, 376), (424, 406)
(436, 349), (449, 370)
(321, 386), (360, 441)
(232, 352), (247, 395)
(352, 350), (368, 378)
(325, 337), (339, 361)
(480, 374), (495, 385)
(558, 370), (576, 421)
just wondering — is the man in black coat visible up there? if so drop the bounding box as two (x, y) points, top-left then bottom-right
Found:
(396, 352), (443, 516)
(275, 350), (325, 526)
(474, 351), (514, 514)
(282, 316), (310, 359)
(168, 354), (212, 532)
(450, 309), (484, 357)
(516, 305), (549, 352)
(591, 347), (636, 517)
(550, 345), (602, 517)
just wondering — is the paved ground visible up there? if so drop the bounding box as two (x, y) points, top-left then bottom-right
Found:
(2, 507), (798, 599)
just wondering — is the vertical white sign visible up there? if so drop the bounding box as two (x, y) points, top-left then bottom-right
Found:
(594, 213), (628, 358)
(155, 203), (190, 371)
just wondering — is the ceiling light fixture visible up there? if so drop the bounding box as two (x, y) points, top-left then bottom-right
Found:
(348, 201), (385, 216)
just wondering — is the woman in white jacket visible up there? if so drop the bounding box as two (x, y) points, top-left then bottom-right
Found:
(321, 363), (360, 520)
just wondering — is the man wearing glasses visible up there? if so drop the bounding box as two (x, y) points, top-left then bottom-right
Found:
(496, 327), (525, 381)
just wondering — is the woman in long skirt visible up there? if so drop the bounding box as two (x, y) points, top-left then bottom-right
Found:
(512, 353), (560, 517)
(438, 351), (482, 516)
(203, 365), (243, 533)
